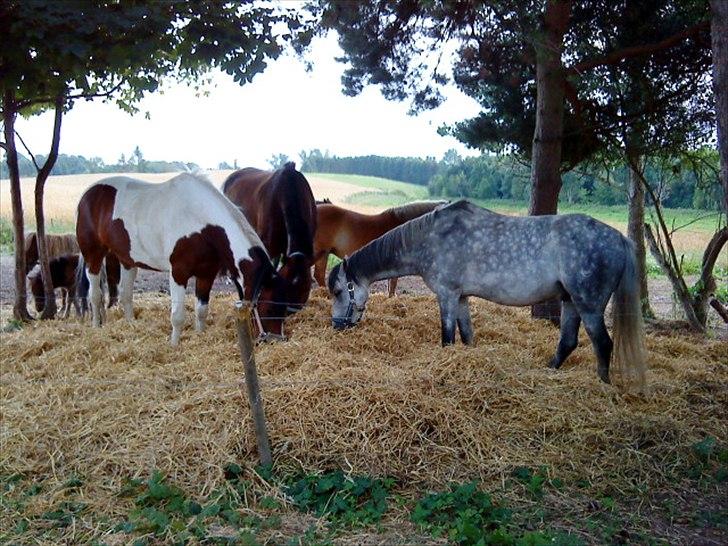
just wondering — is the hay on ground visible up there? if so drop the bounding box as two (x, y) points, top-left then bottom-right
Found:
(1, 289), (726, 519)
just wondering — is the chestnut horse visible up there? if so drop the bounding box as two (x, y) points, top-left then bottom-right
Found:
(313, 201), (446, 296)
(76, 173), (288, 345)
(222, 162), (316, 312)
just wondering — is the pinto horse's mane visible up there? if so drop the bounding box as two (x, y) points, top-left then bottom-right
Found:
(384, 200), (448, 223)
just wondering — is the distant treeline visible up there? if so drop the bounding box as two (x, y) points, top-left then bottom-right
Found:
(428, 150), (724, 211)
(299, 149), (438, 186)
(0, 147), (199, 179)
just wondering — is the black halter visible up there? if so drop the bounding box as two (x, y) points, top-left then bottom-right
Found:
(332, 269), (363, 329)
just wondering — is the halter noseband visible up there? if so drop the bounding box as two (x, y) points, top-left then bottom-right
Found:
(241, 266), (286, 343)
(332, 268), (363, 329)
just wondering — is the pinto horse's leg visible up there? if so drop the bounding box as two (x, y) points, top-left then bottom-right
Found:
(194, 275), (214, 332)
(88, 271), (105, 327)
(457, 296), (474, 345)
(387, 277), (398, 298)
(578, 309), (613, 384)
(437, 293), (459, 346)
(119, 266), (137, 321)
(169, 274), (187, 347)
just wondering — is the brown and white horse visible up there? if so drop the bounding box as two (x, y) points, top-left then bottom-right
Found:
(313, 201), (446, 296)
(76, 173), (288, 345)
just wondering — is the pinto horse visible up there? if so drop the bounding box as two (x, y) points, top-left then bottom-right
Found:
(314, 201), (446, 296)
(76, 173), (288, 345)
(328, 200), (647, 392)
(222, 162), (316, 312)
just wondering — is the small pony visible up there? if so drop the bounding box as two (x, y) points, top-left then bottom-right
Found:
(222, 162), (317, 312)
(328, 200), (647, 391)
(76, 173), (288, 345)
(314, 200), (446, 296)
(24, 232), (79, 274)
(27, 254), (81, 318)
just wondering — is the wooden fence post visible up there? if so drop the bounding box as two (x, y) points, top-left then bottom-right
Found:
(235, 301), (272, 467)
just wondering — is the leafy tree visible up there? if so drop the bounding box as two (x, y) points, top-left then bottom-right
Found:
(0, 0), (312, 320)
(315, 0), (712, 320)
(268, 153), (291, 169)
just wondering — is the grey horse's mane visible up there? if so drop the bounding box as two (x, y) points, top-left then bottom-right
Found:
(385, 200), (447, 222)
(350, 204), (446, 282)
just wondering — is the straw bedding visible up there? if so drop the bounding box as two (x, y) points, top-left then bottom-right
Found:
(1, 289), (726, 518)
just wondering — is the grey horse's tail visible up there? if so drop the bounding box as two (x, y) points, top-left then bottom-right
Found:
(610, 237), (648, 394)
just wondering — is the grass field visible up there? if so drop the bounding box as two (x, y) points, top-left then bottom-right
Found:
(1, 170), (725, 274)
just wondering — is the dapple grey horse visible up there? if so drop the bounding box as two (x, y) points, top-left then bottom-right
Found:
(327, 200), (646, 391)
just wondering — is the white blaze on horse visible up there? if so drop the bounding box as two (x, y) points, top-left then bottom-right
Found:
(75, 173), (288, 345)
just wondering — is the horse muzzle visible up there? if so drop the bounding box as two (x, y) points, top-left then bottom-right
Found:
(332, 316), (356, 330)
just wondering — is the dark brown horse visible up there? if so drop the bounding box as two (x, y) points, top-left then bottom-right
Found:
(24, 232), (79, 274)
(313, 201), (446, 296)
(76, 173), (288, 345)
(27, 254), (81, 317)
(222, 162), (317, 312)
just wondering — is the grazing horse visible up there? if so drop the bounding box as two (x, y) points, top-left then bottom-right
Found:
(314, 201), (446, 297)
(27, 254), (81, 318)
(328, 200), (647, 391)
(222, 162), (317, 312)
(24, 232), (79, 274)
(76, 173), (288, 345)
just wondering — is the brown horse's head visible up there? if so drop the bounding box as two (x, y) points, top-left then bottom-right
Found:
(278, 252), (312, 313)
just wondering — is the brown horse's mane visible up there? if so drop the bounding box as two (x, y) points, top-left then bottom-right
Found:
(384, 200), (448, 223)
(24, 232), (79, 258)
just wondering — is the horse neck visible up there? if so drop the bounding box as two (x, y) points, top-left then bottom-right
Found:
(277, 175), (313, 257)
(348, 222), (422, 285)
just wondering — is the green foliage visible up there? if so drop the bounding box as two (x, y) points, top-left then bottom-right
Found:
(0, 217), (13, 253)
(311, 172), (429, 200)
(687, 437), (728, 483)
(411, 482), (511, 544)
(286, 470), (394, 526)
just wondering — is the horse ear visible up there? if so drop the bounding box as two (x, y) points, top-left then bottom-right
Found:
(341, 258), (348, 273)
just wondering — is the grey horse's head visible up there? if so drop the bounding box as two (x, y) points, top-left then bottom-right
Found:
(328, 260), (370, 330)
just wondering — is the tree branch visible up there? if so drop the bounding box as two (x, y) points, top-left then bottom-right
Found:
(567, 20), (709, 76)
(14, 130), (41, 171)
(37, 96), (64, 182)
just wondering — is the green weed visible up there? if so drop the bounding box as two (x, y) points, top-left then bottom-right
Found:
(286, 470), (394, 527)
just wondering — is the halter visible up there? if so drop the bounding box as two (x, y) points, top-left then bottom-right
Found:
(235, 268), (286, 343)
(332, 274), (363, 330)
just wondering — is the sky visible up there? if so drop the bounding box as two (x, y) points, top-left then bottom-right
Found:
(12, 34), (482, 170)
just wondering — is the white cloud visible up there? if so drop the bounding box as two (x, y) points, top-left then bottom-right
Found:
(13, 34), (481, 169)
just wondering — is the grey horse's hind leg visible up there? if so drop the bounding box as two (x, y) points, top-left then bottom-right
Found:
(549, 301), (580, 369)
(437, 293), (459, 345)
(578, 310), (613, 383)
(457, 296), (474, 345)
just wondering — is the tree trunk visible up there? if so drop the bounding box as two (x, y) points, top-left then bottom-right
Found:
(711, 0), (728, 211)
(694, 226), (728, 326)
(35, 97), (64, 320)
(626, 151), (654, 319)
(2, 90), (32, 321)
(529, 0), (572, 323)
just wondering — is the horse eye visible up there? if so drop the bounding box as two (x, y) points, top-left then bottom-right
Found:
(334, 290), (342, 297)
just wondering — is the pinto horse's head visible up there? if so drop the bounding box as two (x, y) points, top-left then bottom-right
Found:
(239, 247), (289, 341)
(328, 259), (369, 330)
(278, 252), (312, 313)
